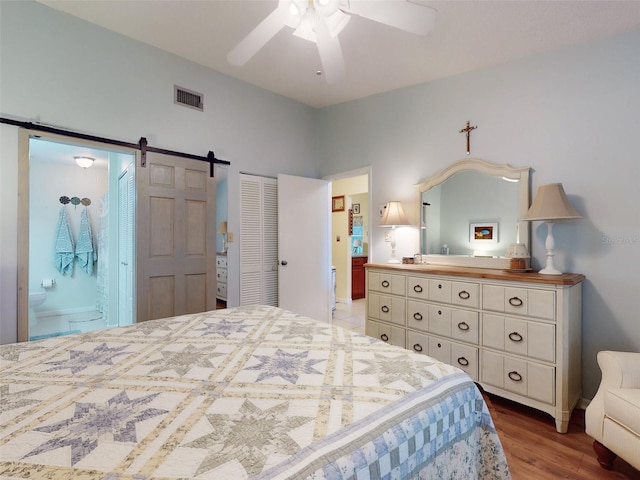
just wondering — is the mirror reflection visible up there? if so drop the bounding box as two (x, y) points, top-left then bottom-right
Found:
(416, 159), (530, 269)
(421, 170), (520, 256)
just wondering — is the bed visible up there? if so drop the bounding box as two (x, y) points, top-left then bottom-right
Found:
(1, 305), (510, 479)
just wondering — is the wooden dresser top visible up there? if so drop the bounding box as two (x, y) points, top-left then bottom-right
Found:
(365, 263), (585, 286)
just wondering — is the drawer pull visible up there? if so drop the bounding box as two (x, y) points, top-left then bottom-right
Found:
(508, 296), (523, 307)
(438, 283), (443, 289)
(413, 284), (423, 293)
(436, 342), (442, 348)
(508, 371), (523, 382)
(413, 343), (423, 352)
(413, 312), (423, 321)
(437, 310), (442, 315)
(380, 333), (389, 342)
(381, 280), (390, 288)
(381, 305), (390, 313)
(457, 321), (470, 331)
(458, 290), (470, 300)
(457, 357), (469, 367)
(508, 332), (524, 343)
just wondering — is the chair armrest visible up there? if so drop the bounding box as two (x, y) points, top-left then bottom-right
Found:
(597, 351), (640, 390)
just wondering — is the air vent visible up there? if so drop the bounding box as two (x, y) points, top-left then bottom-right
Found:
(174, 85), (203, 111)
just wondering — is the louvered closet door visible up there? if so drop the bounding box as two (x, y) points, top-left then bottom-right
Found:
(137, 152), (216, 321)
(118, 164), (135, 327)
(239, 174), (278, 306)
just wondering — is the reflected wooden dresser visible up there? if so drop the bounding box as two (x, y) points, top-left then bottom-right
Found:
(365, 263), (584, 433)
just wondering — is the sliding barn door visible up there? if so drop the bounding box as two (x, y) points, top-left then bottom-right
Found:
(239, 174), (278, 306)
(137, 152), (216, 321)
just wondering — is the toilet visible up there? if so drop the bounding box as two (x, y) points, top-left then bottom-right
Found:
(29, 292), (47, 324)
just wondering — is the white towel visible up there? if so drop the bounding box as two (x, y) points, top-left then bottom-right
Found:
(54, 206), (74, 276)
(76, 208), (96, 275)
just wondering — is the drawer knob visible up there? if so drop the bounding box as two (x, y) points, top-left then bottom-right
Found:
(413, 312), (423, 321)
(438, 284), (443, 289)
(437, 342), (442, 348)
(458, 290), (470, 300)
(437, 310), (442, 315)
(457, 321), (470, 331)
(508, 332), (524, 343)
(508, 296), (523, 307)
(381, 280), (390, 288)
(457, 357), (469, 367)
(380, 333), (389, 342)
(508, 371), (523, 382)
(381, 305), (390, 313)
(413, 343), (423, 352)
(413, 284), (423, 293)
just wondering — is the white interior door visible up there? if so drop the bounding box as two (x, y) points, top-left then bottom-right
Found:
(277, 174), (331, 322)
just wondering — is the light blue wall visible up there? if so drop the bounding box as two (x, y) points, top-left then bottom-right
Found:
(317, 31), (640, 399)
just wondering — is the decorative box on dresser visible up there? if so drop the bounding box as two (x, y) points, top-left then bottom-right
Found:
(365, 263), (584, 433)
(216, 253), (227, 303)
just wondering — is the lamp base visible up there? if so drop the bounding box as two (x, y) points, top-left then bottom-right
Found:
(387, 258), (401, 264)
(538, 266), (562, 275)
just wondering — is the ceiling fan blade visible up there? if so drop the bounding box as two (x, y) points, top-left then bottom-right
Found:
(227, 8), (287, 66)
(315, 19), (346, 84)
(345, 0), (436, 36)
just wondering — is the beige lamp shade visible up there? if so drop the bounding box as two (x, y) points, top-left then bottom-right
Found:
(380, 201), (410, 226)
(522, 183), (582, 221)
(218, 221), (228, 234)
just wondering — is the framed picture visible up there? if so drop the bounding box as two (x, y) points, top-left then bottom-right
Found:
(470, 222), (498, 244)
(332, 195), (345, 212)
(353, 203), (360, 214)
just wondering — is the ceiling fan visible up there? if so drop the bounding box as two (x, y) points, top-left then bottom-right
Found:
(227, 0), (437, 83)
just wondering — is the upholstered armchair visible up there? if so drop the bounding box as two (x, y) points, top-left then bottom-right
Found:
(585, 351), (640, 471)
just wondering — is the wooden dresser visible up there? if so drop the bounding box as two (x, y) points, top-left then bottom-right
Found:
(365, 263), (584, 433)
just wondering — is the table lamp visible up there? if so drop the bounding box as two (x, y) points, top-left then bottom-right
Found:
(522, 183), (581, 275)
(380, 201), (410, 264)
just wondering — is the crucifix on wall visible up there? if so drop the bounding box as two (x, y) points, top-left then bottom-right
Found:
(459, 121), (477, 155)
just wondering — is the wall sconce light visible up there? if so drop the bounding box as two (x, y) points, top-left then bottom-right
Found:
(522, 183), (582, 275)
(379, 201), (410, 264)
(74, 156), (95, 168)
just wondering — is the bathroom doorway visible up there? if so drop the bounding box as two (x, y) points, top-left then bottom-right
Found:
(20, 133), (136, 340)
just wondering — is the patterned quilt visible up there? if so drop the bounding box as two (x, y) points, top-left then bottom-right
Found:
(0, 305), (510, 479)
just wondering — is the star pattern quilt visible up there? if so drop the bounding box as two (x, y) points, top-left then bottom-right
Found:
(0, 305), (510, 479)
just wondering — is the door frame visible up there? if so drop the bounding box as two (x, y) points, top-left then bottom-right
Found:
(323, 166), (372, 302)
(16, 129), (138, 341)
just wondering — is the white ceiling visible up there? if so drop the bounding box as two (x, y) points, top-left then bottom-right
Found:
(37, 1), (640, 108)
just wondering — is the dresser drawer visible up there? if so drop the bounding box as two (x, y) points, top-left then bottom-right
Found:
(366, 319), (405, 348)
(216, 282), (227, 298)
(407, 276), (430, 300)
(483, 285), (555, 320)
(216, 267), (227, 283)
(368, 271), (406, 296)
(481, 351), (555, 405)
(407, 300), (429, 332)
(216, 255), (227, 268)
(368, 293), (406, 326)
(482, 314), (555, 362)
(406, 332), (479, 381)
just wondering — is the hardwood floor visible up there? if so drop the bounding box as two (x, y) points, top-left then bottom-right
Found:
(484, 391), (640, 480)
